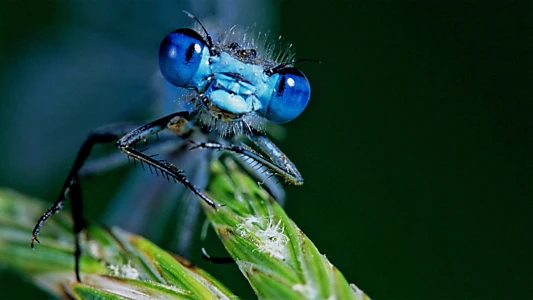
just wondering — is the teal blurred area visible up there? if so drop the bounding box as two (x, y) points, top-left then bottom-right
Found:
(0, 1), (531, 299)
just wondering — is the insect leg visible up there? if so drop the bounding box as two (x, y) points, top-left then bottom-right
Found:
(189, 135), (304, 186)
(201, 247), (235, 264)
(31, 124), (140, 281)
(248, 134), (303, 186)
(117, 111), (223, 209)
(79, 131), (182, 177)
(69, 175), (84, 282)
(31, 123), (147, 248)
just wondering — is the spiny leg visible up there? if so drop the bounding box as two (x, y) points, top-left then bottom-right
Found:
(79, 131), (183, 177)
(248, 134), (303, 185)
(31, 125), (142, 282)
(32, 114), (221, 281)
(31, 123), (150, 248)
(117, 112), (223, 209)
(31, 130), (123, 248)
(188, 135), (304, 186)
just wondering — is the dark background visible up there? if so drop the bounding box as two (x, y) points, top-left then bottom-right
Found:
(0, 0), (531, 299)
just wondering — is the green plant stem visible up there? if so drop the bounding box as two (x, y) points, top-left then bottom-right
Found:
(202, 158), (370, 300)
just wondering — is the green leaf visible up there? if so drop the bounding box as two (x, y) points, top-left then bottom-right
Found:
(0, 189), (237, 299)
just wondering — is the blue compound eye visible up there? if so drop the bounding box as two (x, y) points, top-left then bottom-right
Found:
(263, 68), (311, 123)
(159, 28), (208, 87)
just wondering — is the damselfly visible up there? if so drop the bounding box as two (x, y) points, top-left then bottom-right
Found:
(30, 12), (313, 281)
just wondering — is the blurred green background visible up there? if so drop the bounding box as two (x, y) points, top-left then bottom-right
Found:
(0, 0), (531, 299)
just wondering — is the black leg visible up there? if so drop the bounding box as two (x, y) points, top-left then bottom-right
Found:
(248, 135), (303, 185)
(117, 112), (223, 209)
(70, 176), (84, 282)
(79, 131), (182, 177)
(188, 138), (304, 186)
(32, 112), (223, 282)
(31, 131), (119, 249)
(31, 124), (147, 282)
(201, 247), (235, 264)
